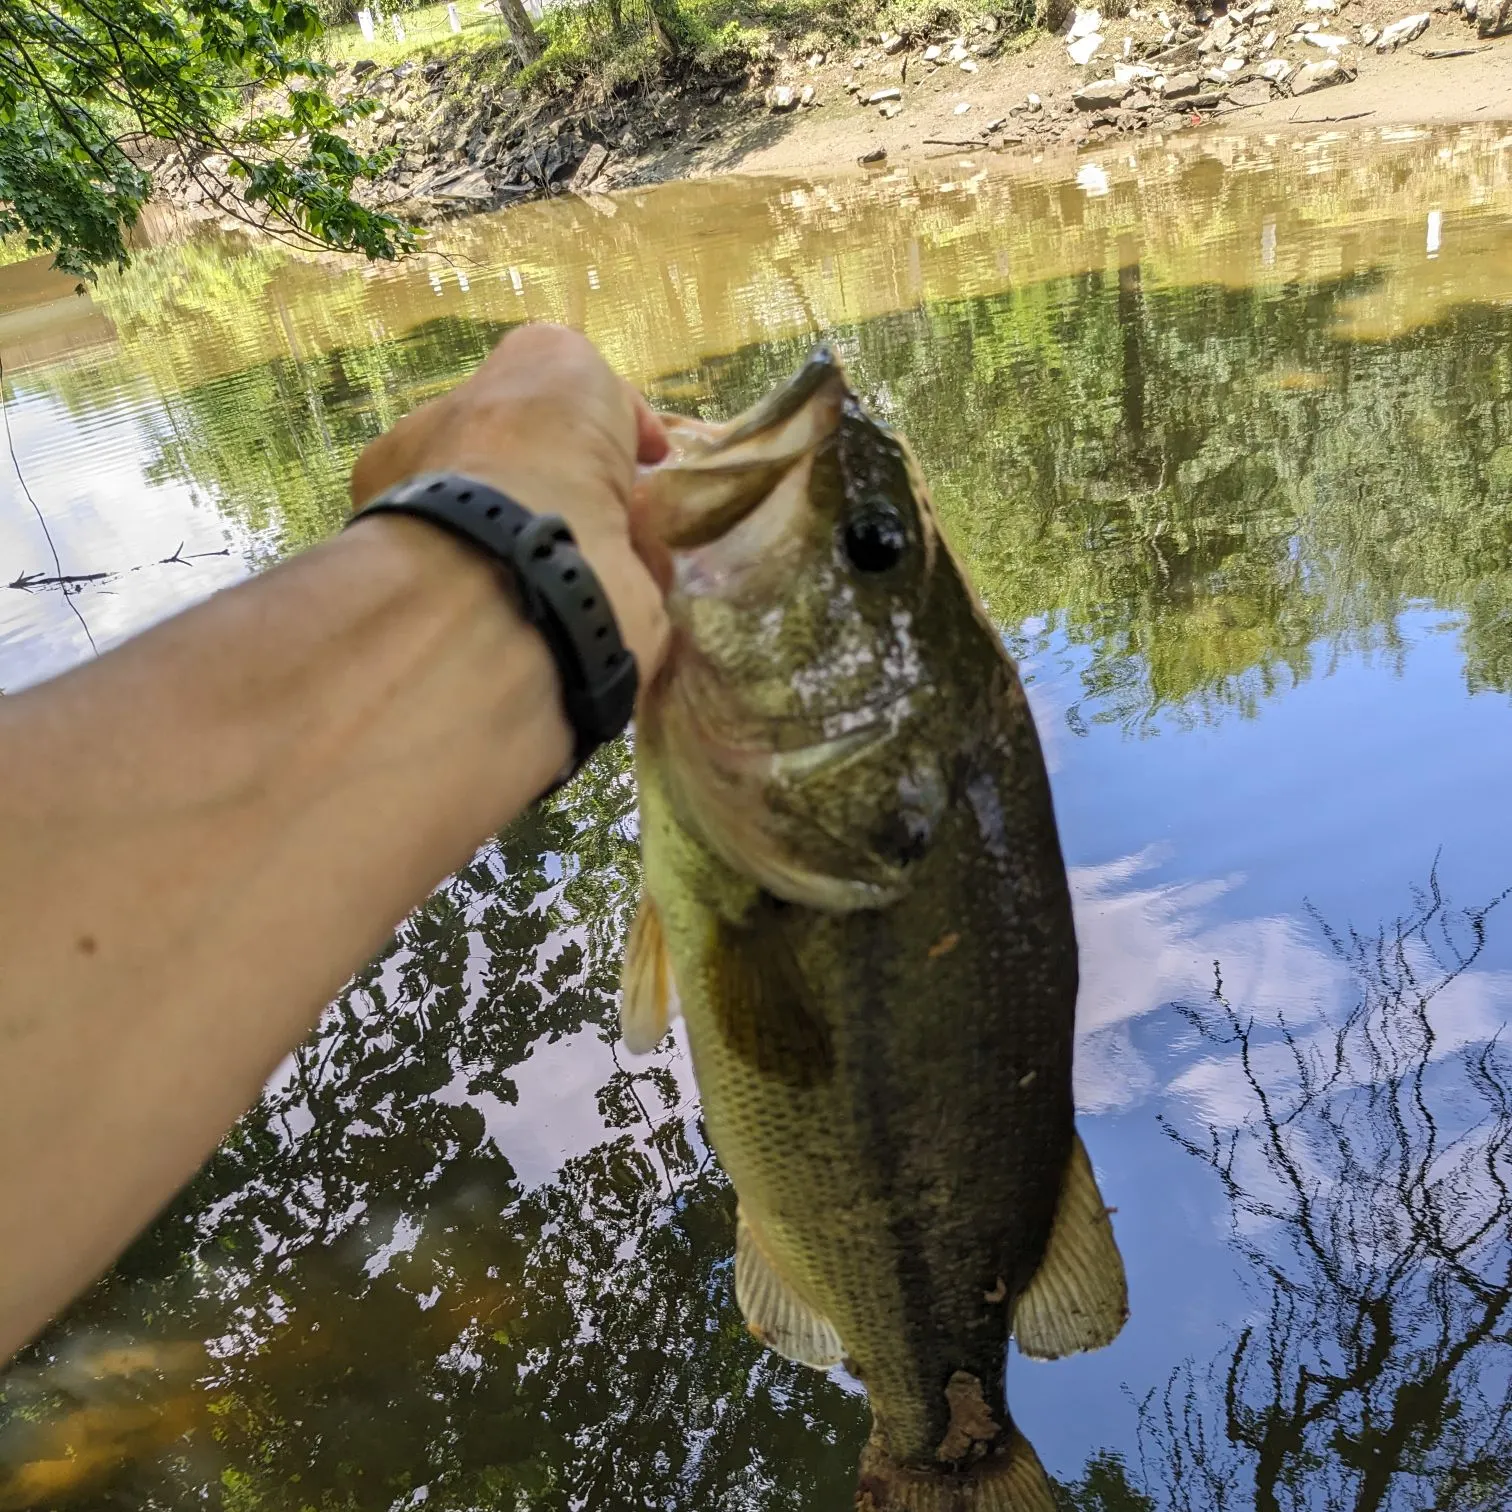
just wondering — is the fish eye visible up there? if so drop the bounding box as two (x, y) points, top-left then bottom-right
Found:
(841, 504), (908, 574)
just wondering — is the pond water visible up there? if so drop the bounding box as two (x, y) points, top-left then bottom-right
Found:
(3, 125), (1512, 1512)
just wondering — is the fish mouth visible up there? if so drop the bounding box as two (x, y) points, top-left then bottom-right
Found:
(642, 345), (853, 551)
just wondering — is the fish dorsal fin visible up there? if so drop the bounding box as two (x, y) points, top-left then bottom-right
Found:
(1012, 1130), (1128, 1360)
(735, 1207), (844, 1370)
(711, 911), (834, 1089)
(619, 893), (680, 1054)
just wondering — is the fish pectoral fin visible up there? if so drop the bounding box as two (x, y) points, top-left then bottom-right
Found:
(735, 1208), (844, 1370)
(1011, 1130), (1129, 1361)
(619, 893), (680, 1054)
(711, 911), (835, 1088)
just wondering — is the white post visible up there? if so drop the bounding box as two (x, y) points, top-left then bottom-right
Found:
(356, 7), (375, 39)
(392, 13), (406, 41)
(447, 2), (461, 30)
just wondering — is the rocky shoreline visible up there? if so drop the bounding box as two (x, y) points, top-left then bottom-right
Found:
(147, 0), (1512, 231)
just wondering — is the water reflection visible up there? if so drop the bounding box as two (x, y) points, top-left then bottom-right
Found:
(4, 858), (1507, 1508)
(1141, 874), (1512, 1512)
(0, 743), (871, 1510)
(2, 125), (1512, 1509)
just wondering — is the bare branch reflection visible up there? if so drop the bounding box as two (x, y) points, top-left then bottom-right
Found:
(1139, 870), (1512, 1512)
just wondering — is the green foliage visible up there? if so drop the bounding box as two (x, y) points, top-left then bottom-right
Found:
(1055, 1450), (1157, 1511)
(0, 0), (414, 276)
(669, 271), (1512, 728)
(316, 0), (521, 69)
(513, 0), (756, 96)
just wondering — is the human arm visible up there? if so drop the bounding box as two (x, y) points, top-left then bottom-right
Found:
(0, 325), (667, 1361)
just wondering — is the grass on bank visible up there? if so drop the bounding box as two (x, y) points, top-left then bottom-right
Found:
(316, 0), (1029, 100)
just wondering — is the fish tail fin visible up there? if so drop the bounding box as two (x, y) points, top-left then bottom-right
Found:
(855, 1427), (1058, 1512)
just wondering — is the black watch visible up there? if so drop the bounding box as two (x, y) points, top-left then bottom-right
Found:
(347, 473), (639, 787)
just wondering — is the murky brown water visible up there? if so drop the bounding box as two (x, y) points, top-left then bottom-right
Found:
(2, 125), (1511, 1511)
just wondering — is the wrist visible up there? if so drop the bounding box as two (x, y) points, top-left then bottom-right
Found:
(340, 512), (574, 815)
(347, 473), (643, 785)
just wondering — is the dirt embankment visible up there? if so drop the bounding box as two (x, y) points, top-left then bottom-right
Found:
(151, 1), (1512, 230)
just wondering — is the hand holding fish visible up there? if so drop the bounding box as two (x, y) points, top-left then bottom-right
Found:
(0, 325), (678, 1364)
(351, 322), (673, 683)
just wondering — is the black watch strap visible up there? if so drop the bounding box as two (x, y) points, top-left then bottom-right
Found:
(348, 472), (638, 786)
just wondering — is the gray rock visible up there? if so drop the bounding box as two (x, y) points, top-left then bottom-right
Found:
(1359, 23), (1380, 41)
(475, 127), (509, 165)
(351, 59), (378, 78)
(1163, 69), (1203, 95)
(1226, 78), (1273, 105)
(1151, 37), (1202, 66)
(1257, 56), (1294, 80)
(567, 141), (609, 191)
(800, 83), (817, 105)
(1073, 76), (1133, 107)
(1067, 31), (1105, 63)
(765, 84), (798, 111)
(1375, 11), (1429, 47)
(858, 145), (888, 162)
(866, 87), (903, 102)
(1209, 14), (1236, 46)
(1125, 88), (1158, 108)
(433, 169), (493, 201)
(1290, 57), (1355, 91)
(1478, 0), (1512, 32)
(881, 33), (907, 52)
(878, 100), (903, 117)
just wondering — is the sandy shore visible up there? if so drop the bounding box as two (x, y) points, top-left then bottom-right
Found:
(613, 4), (1512, 190)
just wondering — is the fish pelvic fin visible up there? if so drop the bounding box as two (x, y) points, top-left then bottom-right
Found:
(619, 893), (680, 1054)
(735, 1207), (844, 1369)
(1012, 1129), (1129, 1360)
(855, 1424), (1058, 1512)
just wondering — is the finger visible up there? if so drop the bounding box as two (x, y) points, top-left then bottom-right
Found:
(628, 493), (675, 595)
(480, 322), (604, 393)
(631, 390), (670, 466)
(484, 325), (642, 488)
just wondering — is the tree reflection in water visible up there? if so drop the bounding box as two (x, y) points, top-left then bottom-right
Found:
(5, 804), (1509, 1511)
(5, 250), (1512, 1507)
(1135, 872), (1512, 1512)
(0, 740), (869, 1511)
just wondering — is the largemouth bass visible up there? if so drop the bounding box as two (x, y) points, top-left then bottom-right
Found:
(621, 349), (1127, 1512)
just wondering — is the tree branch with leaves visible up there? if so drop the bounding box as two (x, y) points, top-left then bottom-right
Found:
(0, 0), (414, 277)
